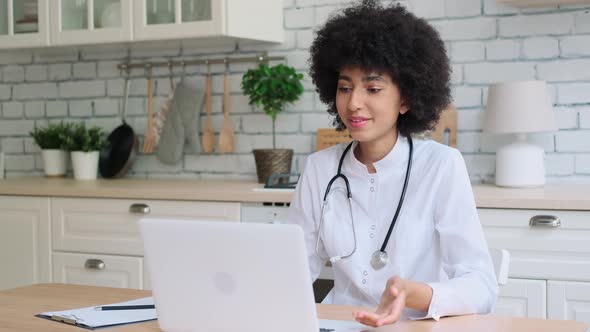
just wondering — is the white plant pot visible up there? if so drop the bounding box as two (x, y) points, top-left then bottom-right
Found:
(41, 149), (68, 177)
(71, 151), (99, 180)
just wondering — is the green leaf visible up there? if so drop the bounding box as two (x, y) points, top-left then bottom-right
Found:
(29, 121), (74, 150)
(240, 63), (305, 144)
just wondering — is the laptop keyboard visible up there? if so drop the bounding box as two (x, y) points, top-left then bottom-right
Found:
(320, 329), (334, 332)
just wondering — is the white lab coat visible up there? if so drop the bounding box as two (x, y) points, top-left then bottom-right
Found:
(286, 135), (498, 320)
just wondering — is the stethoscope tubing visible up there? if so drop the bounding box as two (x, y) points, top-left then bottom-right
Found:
(379, 137), (412, 252)
(316, 135), (413, 265)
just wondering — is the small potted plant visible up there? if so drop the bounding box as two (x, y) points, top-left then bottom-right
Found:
(29, 122), (72, 177)
(241, 63), (304, 183)
(62, 123), (107, 180)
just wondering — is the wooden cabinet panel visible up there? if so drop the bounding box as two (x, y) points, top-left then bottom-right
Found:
(0, 196), (51, 290)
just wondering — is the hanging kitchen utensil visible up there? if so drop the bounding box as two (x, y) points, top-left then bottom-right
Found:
(99, 71), (139, 178)
(156, 64), (204, 164)
(143, 66), (156, 153)
(201, 61), (215, 153)
(152, 63), (176, 149)
(218, 60), (235, 153)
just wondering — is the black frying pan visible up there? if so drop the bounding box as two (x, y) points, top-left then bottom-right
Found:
(99, 78), (138, 178)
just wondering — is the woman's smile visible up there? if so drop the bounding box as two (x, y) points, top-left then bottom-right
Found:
(349, 116), (371, 128)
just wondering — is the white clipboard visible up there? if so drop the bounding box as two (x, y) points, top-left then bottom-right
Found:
(36, 297), (157, 330)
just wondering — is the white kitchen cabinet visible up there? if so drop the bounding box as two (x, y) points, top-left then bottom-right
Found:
(495, 278), (547, 318)
(0, 0), (282, 49)
(49, 0), (133, 46)
(480, 208), (590, 322)
(51, 197), (240, 289)
(548, 280), (590, 328)
(479, 208), (590, 281)
(133, 0), (283, 44)
(0, 0), (49, 49)
(0, 196), (51, 290)
(52, 252), (143, 289)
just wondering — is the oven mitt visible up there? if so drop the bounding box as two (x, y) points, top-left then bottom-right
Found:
(177, 82), (204, 154)
(156, 82), (204, 165)
(156, 96), (184, 165)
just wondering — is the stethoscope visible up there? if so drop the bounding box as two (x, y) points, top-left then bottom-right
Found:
(315, 136), (413, 270)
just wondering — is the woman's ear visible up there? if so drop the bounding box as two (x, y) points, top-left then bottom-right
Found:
(399, 100), (409, 115)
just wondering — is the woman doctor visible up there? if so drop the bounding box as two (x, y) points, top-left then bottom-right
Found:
(286, 0), (498, 327)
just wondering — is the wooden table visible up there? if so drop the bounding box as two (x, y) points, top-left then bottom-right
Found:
(0, 284), (586, 332)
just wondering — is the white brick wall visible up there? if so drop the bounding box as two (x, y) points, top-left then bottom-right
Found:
(538, 60), (590, 82)
(485, 40), (520, 61)
(1, 0), (590, 182)
(499, 13), (574, 37)
(24, 101), (45, 118)
(523, 37), (559, 59)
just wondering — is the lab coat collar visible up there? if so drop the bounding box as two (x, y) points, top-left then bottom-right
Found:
(344, 133), (409, 175)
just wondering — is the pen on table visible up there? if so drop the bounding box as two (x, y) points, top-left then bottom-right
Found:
(94, 304), (155, 311)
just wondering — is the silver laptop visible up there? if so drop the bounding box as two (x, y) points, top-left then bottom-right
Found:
(140, 219), (335, 332)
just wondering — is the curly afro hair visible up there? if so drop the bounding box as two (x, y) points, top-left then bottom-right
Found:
(309, 0), (451, 137)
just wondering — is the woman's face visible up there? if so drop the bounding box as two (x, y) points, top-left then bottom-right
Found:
(335, 66), (408, 145)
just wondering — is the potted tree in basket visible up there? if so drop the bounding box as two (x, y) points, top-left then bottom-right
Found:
(29, 122), (72, 177)
(62, 123), (107, 180)
(241, 63), (304, 184)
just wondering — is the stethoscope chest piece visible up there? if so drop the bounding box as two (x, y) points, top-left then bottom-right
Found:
(371, 250), (389, 270)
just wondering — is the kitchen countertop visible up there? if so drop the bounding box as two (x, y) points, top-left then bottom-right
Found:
(0, 177), (589, 210)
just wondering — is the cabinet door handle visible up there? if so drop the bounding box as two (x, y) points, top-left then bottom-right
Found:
(529, 215), (561, 228)
(85, 259), (106, 270)
(129, 203), (150, 214)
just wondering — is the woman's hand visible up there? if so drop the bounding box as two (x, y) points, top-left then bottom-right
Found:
(353, 276), (407, 327)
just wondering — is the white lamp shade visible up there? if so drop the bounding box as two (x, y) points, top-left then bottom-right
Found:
(484, 80), (557, 134)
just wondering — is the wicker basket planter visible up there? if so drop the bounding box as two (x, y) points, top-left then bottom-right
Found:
(253, 149), (293, 184)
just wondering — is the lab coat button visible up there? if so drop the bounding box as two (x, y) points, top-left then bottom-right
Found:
(369, 233), (374, 238)
(363, 271), (368, 276)
(362, 279), (366, 284)
(370, 179), (375, 183)
(370, 225), (376, 230)
(370, 187), (374, 192)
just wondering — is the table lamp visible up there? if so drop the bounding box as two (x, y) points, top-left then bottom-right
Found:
(484, 80), (557, 187)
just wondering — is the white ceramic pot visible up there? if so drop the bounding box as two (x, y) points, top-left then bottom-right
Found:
(71, 151), (99, 180)
(41, 149), (68, 177)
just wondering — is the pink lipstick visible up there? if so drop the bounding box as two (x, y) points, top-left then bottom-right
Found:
(349, 116), (369, 129)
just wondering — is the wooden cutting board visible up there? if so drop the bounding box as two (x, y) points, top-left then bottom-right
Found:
(431, 105), (458, 148)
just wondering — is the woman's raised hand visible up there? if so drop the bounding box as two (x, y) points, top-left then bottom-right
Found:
(353, 276), (407, 327)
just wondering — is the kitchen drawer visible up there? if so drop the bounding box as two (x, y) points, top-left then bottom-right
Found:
(52, 198), (240, 256)
(479, 208), (590, 282)
(52, 252), (143, 289)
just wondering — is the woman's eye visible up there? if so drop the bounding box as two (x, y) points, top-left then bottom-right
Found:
(338, 86), (352, 93)
(367, 87), (382, 94)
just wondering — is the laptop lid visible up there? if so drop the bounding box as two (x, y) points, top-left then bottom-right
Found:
(139, 219), (319, 332)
